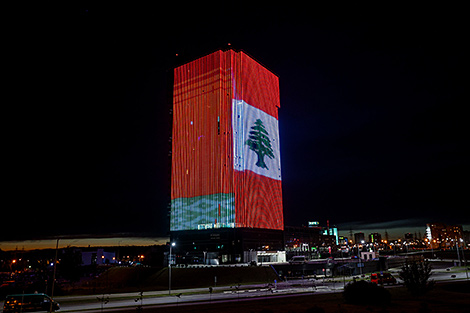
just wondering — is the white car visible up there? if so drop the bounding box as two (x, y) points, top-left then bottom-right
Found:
(289, 256), (307, 264)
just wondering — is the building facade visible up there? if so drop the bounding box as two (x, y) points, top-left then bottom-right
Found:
(284, 225), (336, 256)
(170, 49), (284, 263)
(426, 223), (464, 250)
(354, 232), (365, 245)
(81, 249), (116, 266)
(369, 232), (382, 243)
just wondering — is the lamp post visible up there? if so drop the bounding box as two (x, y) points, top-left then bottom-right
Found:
(455, 240), (461, 267)
(169, 242), (175, 295)
(359, 241), (364, 276)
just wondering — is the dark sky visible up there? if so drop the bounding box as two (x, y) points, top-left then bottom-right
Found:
(3, 4), (467, 241)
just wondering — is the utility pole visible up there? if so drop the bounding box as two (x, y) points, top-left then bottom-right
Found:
(341, 249), (345, 288)
(460, 240), (468, 280)
(50, 238), (59, 313)
(456, 241), (462, 267)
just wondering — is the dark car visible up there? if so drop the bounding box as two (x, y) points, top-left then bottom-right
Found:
(371, 272), (397, 285)
(3, 293), (60, 312)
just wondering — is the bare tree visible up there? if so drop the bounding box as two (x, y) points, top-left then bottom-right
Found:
(399, 258), (434, 296)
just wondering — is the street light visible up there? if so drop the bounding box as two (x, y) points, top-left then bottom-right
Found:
(169, 242), (176, 295)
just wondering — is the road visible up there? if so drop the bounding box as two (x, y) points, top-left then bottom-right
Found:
(52, 280), (345, 313)
(1, 267), (468, 312)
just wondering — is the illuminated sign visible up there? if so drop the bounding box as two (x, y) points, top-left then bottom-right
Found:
(308, 221), (320, 227)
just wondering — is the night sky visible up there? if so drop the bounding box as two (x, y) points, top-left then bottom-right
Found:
(3, 4), (467, 241)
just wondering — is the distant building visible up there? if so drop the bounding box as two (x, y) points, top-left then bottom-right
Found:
(322, 227), (339, 245)
(404, 233), (413, 240)
(463, 230), (470, 248)
(361, 251), (376, 260)
(426, 223), (463, 250)
(338, 236), (349, 253)
(82, 249), (116, 266)
(338, 236), (349, 246)
(368, 233), (381, 243)
(257, 250), (286, 263)
(354, 232), (365, 245)
(284, 225), (322, 251)
(283, 225), (337, 259)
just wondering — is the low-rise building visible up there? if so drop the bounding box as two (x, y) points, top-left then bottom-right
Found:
(82, 248), (116, 265)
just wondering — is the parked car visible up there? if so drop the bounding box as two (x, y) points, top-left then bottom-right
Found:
(289, 256), (308, 264)
(3, 293), (60, 312)
(371, 272), (397, 285)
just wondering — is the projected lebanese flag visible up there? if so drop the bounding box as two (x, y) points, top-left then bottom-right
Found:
(233, 100), (281, 180)
(232, 99), (283, 230)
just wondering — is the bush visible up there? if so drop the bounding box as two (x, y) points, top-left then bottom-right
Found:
(343, 280), (391, 305)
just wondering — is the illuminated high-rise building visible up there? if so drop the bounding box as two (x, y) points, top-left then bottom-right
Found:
(171, 49), (283, 231)
(426, 223), (463, 250)
(170, 49), (284, 263)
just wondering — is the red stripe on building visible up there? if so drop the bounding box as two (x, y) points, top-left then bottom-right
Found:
(171, 51), (233, 200)
(231, 51), (280, 118)
(234, 170), (283, 230)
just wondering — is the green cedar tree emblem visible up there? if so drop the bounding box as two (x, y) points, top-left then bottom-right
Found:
(245, 119), (275, 170)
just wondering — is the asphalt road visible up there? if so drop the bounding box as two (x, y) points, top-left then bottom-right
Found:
(55, 280), (345, 313)
(2, 266), (468, 313)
